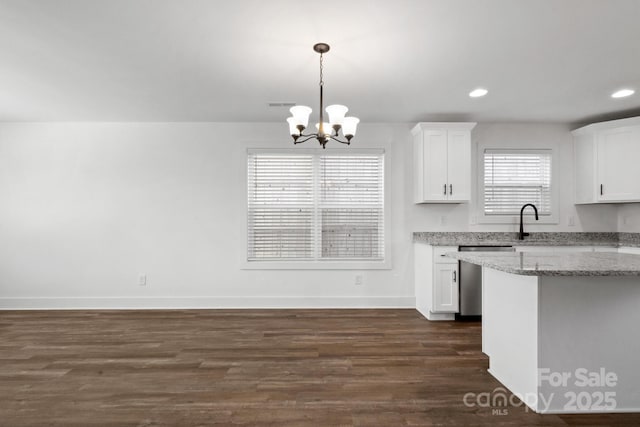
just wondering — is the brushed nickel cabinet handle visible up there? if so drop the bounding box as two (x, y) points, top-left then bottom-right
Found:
(600, 184), (603, 196)
(444, 184), (447, 195)
(450, 184), (453, 195)
(453, 271), (457, 282)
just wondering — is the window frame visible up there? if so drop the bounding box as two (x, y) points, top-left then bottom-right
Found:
(242, 148), (391, 270)
(475, 147), (559, 225)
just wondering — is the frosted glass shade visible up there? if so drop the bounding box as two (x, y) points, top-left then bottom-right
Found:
(289, 105), (312, 128)
(325, 104), (348, 126)
(287, 117), (300, 136)
(342, 117), (360, 137)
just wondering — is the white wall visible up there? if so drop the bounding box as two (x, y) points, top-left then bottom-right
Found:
(0, 122), (416, 309)
(0, 121), (619, 309)
(618, 204), (640, 233)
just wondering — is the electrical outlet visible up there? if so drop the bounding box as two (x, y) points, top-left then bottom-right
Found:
(440, 216), (447, 226)
(568, 215), (575, 226)
(355, 275), (364, 286)
(469, 215), (477, 225)
(138, 274), (147, 286)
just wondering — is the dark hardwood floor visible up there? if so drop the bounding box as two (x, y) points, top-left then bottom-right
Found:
(1, 309), (639, 426)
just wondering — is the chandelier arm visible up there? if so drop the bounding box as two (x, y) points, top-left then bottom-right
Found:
(293, 135), (319, 144)
(328, 135), (351, 145)
(299, 131), (320, 138)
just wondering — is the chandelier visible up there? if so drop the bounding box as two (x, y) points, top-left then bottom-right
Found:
(286, 43), (359, 149)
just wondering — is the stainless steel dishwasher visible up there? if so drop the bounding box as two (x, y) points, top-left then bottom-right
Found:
(458, 246), (515, 318)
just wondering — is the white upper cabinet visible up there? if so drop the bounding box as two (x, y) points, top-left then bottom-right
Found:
(412, 122), (476, 203)
(572, 117), (640, 204)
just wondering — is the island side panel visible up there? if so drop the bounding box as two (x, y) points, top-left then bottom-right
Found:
(538, 276), (640, 413)
(414, 243), (433, 319)
(483, 268), (540, 411)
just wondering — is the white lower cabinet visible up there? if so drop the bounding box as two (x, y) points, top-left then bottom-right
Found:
(415, 243), (632, 321)
(433, 263), (459, 313)
(415, 244), (459, 320)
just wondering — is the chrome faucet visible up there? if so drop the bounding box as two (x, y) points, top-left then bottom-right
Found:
(519, 203), (539, 240)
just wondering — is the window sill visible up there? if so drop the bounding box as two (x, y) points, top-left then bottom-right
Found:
(475, 214), (558, 225)
(241, 259), (392, 270)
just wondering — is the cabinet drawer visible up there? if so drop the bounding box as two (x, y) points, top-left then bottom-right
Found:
(619, 247), (640, 255)
(433, 246), (458, 263)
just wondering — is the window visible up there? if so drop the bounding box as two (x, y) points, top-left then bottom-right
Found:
(247, 150), (385, 263)
(483, 149), (552, 216)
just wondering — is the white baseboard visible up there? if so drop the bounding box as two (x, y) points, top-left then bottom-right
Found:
(426, 311), (456, 321)
(416, 306), (456, 321)
(0, 296), (415, 310)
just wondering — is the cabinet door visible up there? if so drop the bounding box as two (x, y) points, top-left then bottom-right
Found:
(422, 130), (449, 201)
(447, 130), (471, 201)
(433, 263), (459, 313)
(597, 128), (640, 202)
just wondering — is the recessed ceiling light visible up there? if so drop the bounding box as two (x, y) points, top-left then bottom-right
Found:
(469, 88), (488, 98)
(611, 89), (635, 98)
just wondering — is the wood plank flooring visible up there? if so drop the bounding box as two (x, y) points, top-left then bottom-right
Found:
(1, 309), (639, 426)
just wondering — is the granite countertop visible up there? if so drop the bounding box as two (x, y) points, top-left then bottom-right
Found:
(446, 251), (640, 276)
(413, 232), (640, 247)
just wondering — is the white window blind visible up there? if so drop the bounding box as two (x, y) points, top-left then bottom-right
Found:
(247, 154), (314, 259)
(247, 151), (384, 262)
(320, 155), (384, 259)
(483, 149), (552, 215)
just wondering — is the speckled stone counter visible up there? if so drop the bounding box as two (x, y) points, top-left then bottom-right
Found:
(412, 232), (637, 247)
(620, 232), (640, 247)
(446, 251), (640, 276)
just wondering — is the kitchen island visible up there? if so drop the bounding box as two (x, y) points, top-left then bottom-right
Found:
(446, 251), (640, 414)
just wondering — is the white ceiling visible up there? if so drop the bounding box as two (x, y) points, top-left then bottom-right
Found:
(1, 0), (639, 125)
